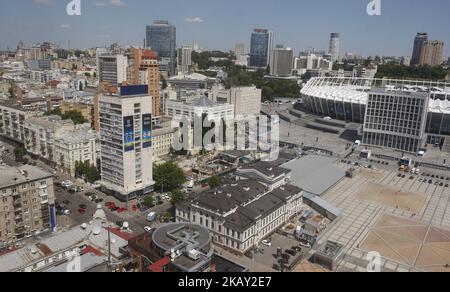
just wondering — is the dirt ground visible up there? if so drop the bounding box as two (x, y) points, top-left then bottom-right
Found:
(361, 214), (450, 271)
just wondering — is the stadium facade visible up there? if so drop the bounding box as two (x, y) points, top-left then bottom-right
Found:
(301, 77), (450, 151)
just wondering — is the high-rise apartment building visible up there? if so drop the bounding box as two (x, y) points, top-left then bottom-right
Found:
(146, 20), (177, 76)
(0, 165), (55, 245)
(99, 86), (154, 201)
(249, 29), (273, 68)
(419, 41), (444, 66)
(269, 46), (294, 76)
(329, 33), (340, 63)
(127, 48), (161, 119)
(363, 88), (429, 153)
(411, 33), (428, 66)
(177, 45), (193, 74)
(98, 54), (128, 87)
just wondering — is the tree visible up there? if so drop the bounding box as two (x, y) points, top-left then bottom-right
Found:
(61, 110), (87, 125)
(84, 165), (100, 183)
(207, 176), (222, 189)
(75, 161), (99, 183)
(143, 195), (155, 208)
(14, 146), (27, 162)
(161, 75), (168, 89)
(170, 189), (185, 206)
(153, 162), (186, 193)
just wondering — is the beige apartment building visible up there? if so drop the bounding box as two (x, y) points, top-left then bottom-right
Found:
(0, 165), (55, 245)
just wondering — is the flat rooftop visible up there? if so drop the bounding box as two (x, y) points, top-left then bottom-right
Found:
(0, 164), (53, 189)
(283, 155), (345, 195)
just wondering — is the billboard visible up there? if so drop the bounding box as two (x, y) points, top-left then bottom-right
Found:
(120, 85), (149, 96)
(123, 116), (135, 152)
(142, 114), (152, 148)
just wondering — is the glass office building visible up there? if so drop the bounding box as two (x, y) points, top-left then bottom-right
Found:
(249, 29), (273, 68)
(146, 20), (176, 76)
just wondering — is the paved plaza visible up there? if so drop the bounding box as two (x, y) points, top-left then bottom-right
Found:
(314, 164), (450, 272)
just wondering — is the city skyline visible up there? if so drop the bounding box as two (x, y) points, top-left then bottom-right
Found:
(1, 0), (449, 58)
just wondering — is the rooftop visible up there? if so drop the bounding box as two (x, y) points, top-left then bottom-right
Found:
(283, 155), (345, 195)
(0, 164), (53, 189)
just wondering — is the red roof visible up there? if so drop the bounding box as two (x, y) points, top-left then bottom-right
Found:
(106, 227), (134, 241)
(45, 80), (61, 87)
(81, 245), (104, 257)
(148, 256), (171, 272)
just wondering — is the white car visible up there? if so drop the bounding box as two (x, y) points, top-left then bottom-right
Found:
(414, 169), (420, 174)
(64, 210), (71, 216)
(144, 226), (152, 233)
(261, 240), (272, 247)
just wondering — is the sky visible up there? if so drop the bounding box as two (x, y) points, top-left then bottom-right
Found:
(0, 0), (449, 58)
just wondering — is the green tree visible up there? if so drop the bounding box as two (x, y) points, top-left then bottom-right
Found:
(207, 176), (222, 189)
(161, 75), (168, 89)
(153, 162), (186, 193)
(170, 189), (185, 206)
(75, 161), (99, 183)
(61, 110), (87, 125)
(14, 146), (27, 162)
(143, 195), (155, 208)
(84, 165), (100, 183)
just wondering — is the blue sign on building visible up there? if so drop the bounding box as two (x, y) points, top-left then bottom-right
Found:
(120, 85), (149, 96)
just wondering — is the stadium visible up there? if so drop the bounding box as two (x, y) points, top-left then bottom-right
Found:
(301, 77), (450, 145)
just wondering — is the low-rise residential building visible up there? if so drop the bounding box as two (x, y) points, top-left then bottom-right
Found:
(54, 125), (98, 176)
(152, 127), (176, 161)
(23, 115), (76, 163)
(0, 206), (129, 272)
(0, 102), (37, 142)
(176, 179), (303, 254)
(0, 165), (55, 245)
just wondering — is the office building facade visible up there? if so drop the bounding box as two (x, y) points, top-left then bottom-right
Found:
(329, 33), (340, 63)
(363, 89), (429, 153)
(269, 46), (294, 76)
(411, 33), (429, 66)
(419, 41), (444, 66)
(177, 45), (193, 74)
(99, 87), (154, 201)
(98, 55), (128, 87)
(146, 20), (177, 76)
(249, 29), (273, 68)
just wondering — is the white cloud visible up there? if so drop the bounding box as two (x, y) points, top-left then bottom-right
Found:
(185, 17), (204, 23)
(59, 24), (71, 28)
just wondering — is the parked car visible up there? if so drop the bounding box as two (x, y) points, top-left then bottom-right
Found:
(261, 240), (272, 247)
(79, 204), (87, 210)
(144, 226), (153, 233)
(146, 212), (157, 222)
(116, 221), (124, 228)
(64, 210), (71, 216)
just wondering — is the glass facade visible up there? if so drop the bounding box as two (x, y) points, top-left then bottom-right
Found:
(146, 21), (176, 75)
(249, 29), (272, 68)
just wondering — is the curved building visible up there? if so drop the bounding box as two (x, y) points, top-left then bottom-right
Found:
(301, 77), (450, 147)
